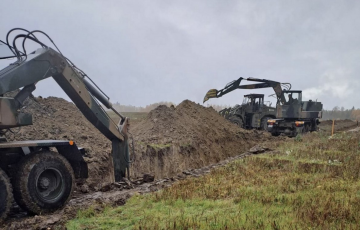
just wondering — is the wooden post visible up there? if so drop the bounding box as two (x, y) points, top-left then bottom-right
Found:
(332, 119), (335, 136)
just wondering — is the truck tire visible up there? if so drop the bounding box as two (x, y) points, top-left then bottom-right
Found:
(0, 168), (13, 224)
(12, 151), (75, 214)
(229, 116), (244, 128)
(261, 116), (272, 130)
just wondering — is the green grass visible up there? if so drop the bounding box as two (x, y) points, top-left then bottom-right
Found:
(67, 132), (360, 229)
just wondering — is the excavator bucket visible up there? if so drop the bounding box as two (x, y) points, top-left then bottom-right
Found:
(203, 89), (218, 103)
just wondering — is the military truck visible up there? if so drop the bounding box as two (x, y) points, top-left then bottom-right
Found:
(204, 77), (291, 130)
(267, 90), (322, 137)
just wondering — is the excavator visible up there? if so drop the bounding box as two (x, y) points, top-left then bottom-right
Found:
(203, 77), (291, 129)
(204, 77), (323, 136)
(0, 28), (131, 222)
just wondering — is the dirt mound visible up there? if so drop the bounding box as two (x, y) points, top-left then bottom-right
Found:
(131, 100), (276, 179)
(6, 97), (113, 188)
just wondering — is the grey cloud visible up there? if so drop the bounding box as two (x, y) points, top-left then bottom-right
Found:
(1, 0), (360, 109)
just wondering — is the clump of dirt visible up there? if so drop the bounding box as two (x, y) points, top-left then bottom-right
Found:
(6, 97), (113, 188)
(131, 100), (277, 179)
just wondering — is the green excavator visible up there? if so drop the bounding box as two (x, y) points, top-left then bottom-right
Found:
(204, 77), (323, 137)
(204, 77), (290, 130)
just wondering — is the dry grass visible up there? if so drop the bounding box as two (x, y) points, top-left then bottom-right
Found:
(67, 131), (360, 229)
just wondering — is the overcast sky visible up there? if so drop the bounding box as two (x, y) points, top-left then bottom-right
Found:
(1, 0), (360, 109)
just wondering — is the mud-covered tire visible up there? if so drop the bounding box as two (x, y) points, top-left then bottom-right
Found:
(12, 151), (75, 214)
(261, 116), (272, 130)
(229, 116), (244, 128)
(271, 132), (280, 137)
(0, 168), (13, 224)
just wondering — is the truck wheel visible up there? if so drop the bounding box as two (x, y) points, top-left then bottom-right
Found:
(12, 151), (75, 214)
(229, 116), (243, 128)
(0, 168), (13, 223)
(261, 116), (271, 130)
(271, 132), (280, 137)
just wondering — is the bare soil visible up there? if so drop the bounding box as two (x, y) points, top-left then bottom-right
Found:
(319, 119), (358, 134)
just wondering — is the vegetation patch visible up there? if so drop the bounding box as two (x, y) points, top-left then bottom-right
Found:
(67, 132), (360, 229)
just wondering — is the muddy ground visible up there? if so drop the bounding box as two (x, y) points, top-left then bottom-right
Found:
(319, 119), (358, 134)
(1, 96), (356, 229)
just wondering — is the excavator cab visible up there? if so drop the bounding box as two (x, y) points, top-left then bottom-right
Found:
(281, 91), (301, 105)
(242, 94), (264, 113)
(276, 90), (303, 118)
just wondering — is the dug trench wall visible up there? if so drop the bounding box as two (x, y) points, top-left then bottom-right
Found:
(130, 100), (277, 179)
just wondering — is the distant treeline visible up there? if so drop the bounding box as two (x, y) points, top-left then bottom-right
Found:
(111, 102), (360, 121)
(207, 104), (360, 120)
(322, 107), (360, 120)
(112, 101), (175, 112)
(110, 102), (228, 113)
(205, 104), (229, 112)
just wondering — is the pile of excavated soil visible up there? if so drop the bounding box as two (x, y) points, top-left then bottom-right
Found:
(6, 97), (113, 189)
(131, 100), (277, 179)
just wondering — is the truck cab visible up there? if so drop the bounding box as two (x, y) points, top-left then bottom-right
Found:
(226, 94), (277, 129)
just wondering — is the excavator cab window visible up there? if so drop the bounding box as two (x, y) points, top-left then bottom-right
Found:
(242, 95), (263, 111)
(0, 41), (16, 59)
(242, 96), (256, 106)
(242, 97), (250, 105)
(283, 92), (301, 105)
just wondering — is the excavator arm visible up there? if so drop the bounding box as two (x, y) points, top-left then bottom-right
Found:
(0, 31), (130, 181)
(203, 77), (291, 104)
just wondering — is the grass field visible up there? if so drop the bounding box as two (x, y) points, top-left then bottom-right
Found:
(67, 131), (360, 229)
